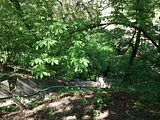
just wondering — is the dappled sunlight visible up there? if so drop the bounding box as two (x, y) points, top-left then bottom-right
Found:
(1, 90), (160, 120)
(0, 82), (158, 120)
(24, 92), (111, 119)
(0, 0), (160, 119)
(48, 97), (71, 108)
(95, 110), (109, 120)
(62, 115), (77, 120)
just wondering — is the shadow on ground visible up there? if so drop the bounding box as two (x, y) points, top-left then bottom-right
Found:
(1, 91), (160, 120)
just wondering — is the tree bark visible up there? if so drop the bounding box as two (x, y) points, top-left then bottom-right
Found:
(129, 30), (141, 64)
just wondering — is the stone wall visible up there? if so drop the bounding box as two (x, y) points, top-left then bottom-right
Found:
(0, 78), (67, 99)
(0, 77), (112, 99)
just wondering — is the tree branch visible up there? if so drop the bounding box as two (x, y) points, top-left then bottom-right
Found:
(72, 22), (160, 52)
(127, 29), (137, 48)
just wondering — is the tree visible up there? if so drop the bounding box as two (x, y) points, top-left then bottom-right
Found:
(0, 0), (159, 80)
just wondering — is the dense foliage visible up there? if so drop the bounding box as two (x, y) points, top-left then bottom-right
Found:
(0, 0), (160, 101)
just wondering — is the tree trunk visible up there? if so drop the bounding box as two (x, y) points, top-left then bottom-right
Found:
(130, 30), (141, 64)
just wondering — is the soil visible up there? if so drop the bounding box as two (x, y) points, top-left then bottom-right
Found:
(0, 67), (160, 120)
(0, 91), (160, 120)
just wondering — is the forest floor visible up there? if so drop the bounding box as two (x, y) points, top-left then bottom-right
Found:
(0, 66), (160, 120)
(0, 89), (160, 120)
